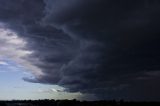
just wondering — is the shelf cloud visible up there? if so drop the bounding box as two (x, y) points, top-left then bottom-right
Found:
(0, 0), (160, 100)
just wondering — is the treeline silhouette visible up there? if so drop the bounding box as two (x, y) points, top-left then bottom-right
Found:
(0, 99), (160, 106)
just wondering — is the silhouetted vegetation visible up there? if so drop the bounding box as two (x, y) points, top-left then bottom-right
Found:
(0, 99), (160, 106)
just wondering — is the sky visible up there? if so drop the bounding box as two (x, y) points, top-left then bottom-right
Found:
(0, 0), (160, 101)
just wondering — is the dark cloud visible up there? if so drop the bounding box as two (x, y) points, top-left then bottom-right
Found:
(1, 0), (160, 100)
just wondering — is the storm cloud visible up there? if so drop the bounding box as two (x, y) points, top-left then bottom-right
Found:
(0, 0), (160, 100)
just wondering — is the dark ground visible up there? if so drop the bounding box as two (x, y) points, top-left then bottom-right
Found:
(0, 99), (160, 106)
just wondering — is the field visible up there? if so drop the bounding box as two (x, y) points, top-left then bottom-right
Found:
(0, 100), (159, 106)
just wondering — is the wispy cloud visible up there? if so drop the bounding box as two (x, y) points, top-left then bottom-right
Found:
(0, 61), (8, 65)
(0, 23), (43, 76)
(37, 88), (65, 93)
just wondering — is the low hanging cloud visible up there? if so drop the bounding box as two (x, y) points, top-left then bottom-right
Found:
(0, 0), (160, 100)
